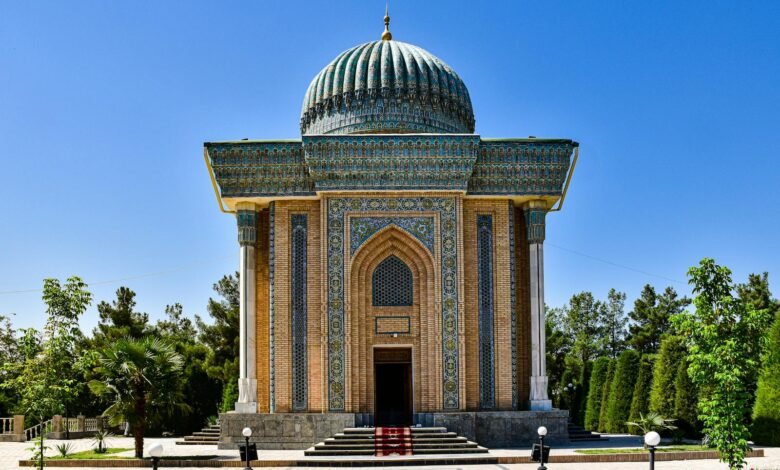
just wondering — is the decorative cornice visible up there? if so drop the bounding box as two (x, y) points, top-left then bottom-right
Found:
(205, 136), (577, 200)
(237, 209), (257, 246)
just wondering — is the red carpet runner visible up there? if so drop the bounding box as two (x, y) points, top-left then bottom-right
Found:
(374, 426), (413, 456)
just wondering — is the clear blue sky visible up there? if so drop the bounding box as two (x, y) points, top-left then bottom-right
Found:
(1, 0), (779, 333)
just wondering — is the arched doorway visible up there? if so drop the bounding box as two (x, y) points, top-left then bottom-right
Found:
(346, 225), (440, 417)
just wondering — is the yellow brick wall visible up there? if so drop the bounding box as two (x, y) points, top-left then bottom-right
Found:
(462, 200), (514, 411)
(255, 209), (270, 412)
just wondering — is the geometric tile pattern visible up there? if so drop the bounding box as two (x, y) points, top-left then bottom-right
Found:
(476, 215), (495, 409)
(290, 214), (308, 411)
(268, 202), (276, 412)
(371, 255), (414, 307)
(524, 208), (547, 244)
(350, 216), (435, 257)
(327, 196), (459, 411)
(508, 202), (518, 410)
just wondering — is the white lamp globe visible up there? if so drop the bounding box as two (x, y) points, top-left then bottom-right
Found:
(242, 427), (253, 438)
(537, 426), (548, 437)
(147, 442), (164, 458)
(644, 431), (661, 447)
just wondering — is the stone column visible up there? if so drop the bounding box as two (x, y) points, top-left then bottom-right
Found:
(235, 203), (258, 413)
(524, 202), (552, 411)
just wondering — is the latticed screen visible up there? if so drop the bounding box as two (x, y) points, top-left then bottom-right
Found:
(290, 214), (308, 411)
(372, 255), (413, 307)
(477, 215), (495, 409)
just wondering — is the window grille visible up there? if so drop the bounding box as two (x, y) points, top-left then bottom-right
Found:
(477, 215), (495, 409)
(291, 214), (308, 411)
(372, 255), (413, 307)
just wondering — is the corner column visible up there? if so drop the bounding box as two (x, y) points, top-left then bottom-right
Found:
(524, 201), (552, 411)
(236, 203), (258, 413)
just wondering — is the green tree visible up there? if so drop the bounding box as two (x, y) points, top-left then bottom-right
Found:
(545, 305), (572, 407)
(672, 258), (773, 470)
(584, 357), (611, 431)
(600, 289), (627, 359)
(89, 337), (186, 458)
(649, 335), (685, 418)
(154, 304), (221, 435)
(0, 314), (19, 415)
(604, 349), (640, 433)
(598, 359), (616, 432)
(196, 274), (240, 411)
(628, 354), (655, 432)
(628, 285), (690, 354)
(564, 292), (603, 366)
(673, 357), (699, 435)
(94, 287), (149, 344)
(2, 277), (91, 421)
(752, 310), (780, 445)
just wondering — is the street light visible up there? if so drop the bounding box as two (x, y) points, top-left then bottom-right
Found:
(537, 426), (548, 470)
(147, 442), (163, 470)
(644, 431), (661, 470)
(242, 427), (253, 470)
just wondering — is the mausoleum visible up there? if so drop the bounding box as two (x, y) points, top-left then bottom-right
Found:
(205, 12), (578, 450)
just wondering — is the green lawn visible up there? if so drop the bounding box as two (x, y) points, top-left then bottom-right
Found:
(51, 448), (133, 460)
(576, 445), (712, 455)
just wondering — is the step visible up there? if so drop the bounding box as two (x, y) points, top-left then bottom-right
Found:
(314, 442), (479, 451)
(322, 437), (469, 445)
(175, 440), (218, 445)
(304, 446), (488, 457)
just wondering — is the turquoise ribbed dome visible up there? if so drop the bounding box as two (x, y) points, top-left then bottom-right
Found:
(300, 40), (475, 135)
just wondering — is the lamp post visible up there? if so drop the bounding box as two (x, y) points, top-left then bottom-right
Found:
(537, 426), (548, 470)
(242, 427), (253, 470)
(147, 442), (163, 470)
(644, 431), (661, 470)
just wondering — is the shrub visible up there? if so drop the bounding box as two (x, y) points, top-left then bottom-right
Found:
(752, 312), (780, 446)
(597, 359), (616, 432)
(649, 335), (685, 417)
(628, 354), (656, 433)
(673, 357), (699, 436)
(605, 349), (641, 433)
(584, 357), (611, 430)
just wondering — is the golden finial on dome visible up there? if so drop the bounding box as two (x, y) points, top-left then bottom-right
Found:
(381, 2), (392, 41)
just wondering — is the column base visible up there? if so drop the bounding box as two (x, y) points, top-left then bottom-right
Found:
(529, 400), (553, 411)
(237, 378), (257, 403)
(234, 402), (257, 413)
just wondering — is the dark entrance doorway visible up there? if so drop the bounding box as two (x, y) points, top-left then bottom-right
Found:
(374, 348), (412, 427)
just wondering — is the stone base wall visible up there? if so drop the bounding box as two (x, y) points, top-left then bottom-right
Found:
(425, 410), (569, 448)
(220, 410), (567, 450)
(218, 412), (355, 450)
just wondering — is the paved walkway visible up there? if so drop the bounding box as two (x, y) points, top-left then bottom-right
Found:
(2, 436), (779, 469)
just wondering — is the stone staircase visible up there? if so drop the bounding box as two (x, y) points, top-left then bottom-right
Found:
(175, 422), (220, 445)
(567, 422), (608, 442)
(304, 427), (488, 456)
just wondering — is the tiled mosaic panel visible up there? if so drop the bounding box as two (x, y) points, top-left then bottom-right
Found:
(350, 216), (435, 257)
(268, 203), (276, 412)
(477, 215), (496, 409)
(327, 197), (460, 411)
(508, 203), (518, 409)
(372, 255), (414, 307)
(291, 214), (308, 411)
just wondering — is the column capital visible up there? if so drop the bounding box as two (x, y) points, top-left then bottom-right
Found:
(236, 205), (258, 246)
(522, 204), (547, 244)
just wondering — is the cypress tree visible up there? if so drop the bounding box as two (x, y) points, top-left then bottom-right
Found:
(752, 312), (780, 445)
(649, 335), (685, 417)
(673, 358), (699, 436)
(628, 354), (656, 432)
(575, 360), (593, 426)
(605, 349), (641, 433)
(598, 359), (616, 432)
(585, 357), (610, 430)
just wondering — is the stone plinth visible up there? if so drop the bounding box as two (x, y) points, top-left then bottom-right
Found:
(427, 410), (569, 448)
(218, 413), (355, 450)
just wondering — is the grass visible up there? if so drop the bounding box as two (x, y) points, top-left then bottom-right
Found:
(576, 445), (712, 455)
(50, 448), (133, 460)
(49, 448), (220, 461)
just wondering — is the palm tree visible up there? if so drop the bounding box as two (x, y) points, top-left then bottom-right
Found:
(89, 337), (186, 458)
